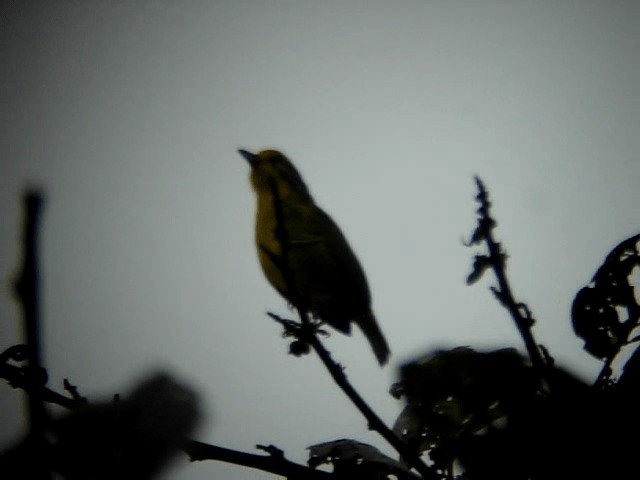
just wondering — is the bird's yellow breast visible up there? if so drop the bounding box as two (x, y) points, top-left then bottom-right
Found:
(254, 188), (289, 297)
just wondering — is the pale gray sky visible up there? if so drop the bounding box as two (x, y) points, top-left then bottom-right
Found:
(1, 2), (638, 479)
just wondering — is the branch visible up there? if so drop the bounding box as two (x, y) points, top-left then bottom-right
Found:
(466, 177), (550, 377)
(298, 312), (438, 480)
(10, 189), (50, 479)
(0, 358), (80, 410)
(266, 179), (438, 480)
(184, 441), (332, 480)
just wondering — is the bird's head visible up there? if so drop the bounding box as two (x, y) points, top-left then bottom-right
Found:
(239, 149), (312, 200)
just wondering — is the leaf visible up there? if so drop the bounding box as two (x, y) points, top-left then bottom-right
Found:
(307, 439), (414, 479)
(466, 255), (492, 285)
(571, 286), (621, 359)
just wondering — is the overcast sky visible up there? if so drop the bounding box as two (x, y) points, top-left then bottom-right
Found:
(1, 2), (638, 479)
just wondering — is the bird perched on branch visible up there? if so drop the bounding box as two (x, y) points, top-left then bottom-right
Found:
(239, 148), (390, 366)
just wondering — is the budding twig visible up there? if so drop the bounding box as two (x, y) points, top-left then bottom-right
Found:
(466, 177), (551, 377)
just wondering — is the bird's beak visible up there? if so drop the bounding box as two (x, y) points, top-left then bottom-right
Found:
(238, 149), (258, 167)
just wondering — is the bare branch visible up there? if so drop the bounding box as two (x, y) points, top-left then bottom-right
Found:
(10, 190), (50, 479)
(184, 440), (332, 480)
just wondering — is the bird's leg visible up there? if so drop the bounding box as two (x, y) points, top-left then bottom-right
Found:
(307, 312), (330, 337)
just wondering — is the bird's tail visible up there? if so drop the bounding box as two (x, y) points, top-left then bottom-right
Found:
(357, 311), (390, 366)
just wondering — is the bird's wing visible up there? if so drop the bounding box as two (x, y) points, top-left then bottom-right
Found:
(283, 203), (371, 331)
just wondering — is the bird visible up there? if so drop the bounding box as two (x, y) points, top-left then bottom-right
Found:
(239, 148), (390, 366)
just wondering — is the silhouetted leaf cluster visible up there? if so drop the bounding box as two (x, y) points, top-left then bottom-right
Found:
(572, 234), (640, 360)
(392, 348), (537, 476)
(390, 347), (604, 479)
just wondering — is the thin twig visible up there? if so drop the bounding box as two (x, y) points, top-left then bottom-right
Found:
(63, 378), (88, 406)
